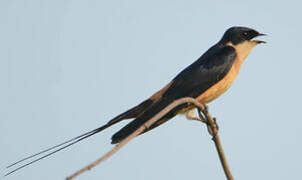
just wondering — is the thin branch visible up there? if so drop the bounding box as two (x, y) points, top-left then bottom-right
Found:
(66, 97), (233, 180)
(197, 105), (234, 180)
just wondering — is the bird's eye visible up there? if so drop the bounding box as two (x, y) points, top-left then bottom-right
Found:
(243, 32), (249, 36)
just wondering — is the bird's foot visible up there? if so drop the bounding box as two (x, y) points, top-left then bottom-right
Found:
(197, 105), (219, 137)
(186, 108), (207, 123)
(186, 105), (219, 137)
(206, 117), (219, 137)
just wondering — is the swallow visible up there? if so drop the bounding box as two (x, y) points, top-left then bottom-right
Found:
(6, 26), (265, 175)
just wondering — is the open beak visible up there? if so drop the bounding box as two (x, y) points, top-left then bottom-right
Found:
(251, 33), (267, 44)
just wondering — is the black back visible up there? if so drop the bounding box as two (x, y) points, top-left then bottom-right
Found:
(111, 43), (237, 144)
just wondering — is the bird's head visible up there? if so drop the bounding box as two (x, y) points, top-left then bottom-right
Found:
(220, 26), (266, 60)
(221, 26), (266, 45)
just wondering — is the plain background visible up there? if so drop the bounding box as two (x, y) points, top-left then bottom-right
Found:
(1, 1), (301, 180)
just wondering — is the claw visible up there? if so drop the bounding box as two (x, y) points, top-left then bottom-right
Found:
(189, 107), (219, 137)
(213, 117), (219, 131)
(207, 117), (219, 137)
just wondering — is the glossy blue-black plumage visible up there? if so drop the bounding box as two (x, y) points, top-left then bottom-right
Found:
(220, 26), (261, 45)
(111, 43), (236, 144)
(111, 26), (265, 143)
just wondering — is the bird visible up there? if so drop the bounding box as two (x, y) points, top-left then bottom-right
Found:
(6, 26), (265, 175)
(110, 26), (265, 143)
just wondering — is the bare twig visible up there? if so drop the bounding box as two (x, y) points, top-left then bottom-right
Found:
(197, 105), (234, 180)
(67, 97), (233, 180)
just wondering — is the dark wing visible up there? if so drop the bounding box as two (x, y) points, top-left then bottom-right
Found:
(111, 45), (236, 144)
(163, 45), (236, 100)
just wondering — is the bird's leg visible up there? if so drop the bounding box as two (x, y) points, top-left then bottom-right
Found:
(208, 117), (219, 136)
(186, 108), (207, 123)
(186, 106), (219, 136)
(186, 107), (212, 132)
(197, 105), (219, 136)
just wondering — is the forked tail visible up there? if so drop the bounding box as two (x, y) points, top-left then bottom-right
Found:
(5, 99), (154, 176)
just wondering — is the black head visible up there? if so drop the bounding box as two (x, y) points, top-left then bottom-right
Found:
(220, 26), (266, 45)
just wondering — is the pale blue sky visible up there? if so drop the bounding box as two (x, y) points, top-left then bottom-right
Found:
(1, 1), (301, 180)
